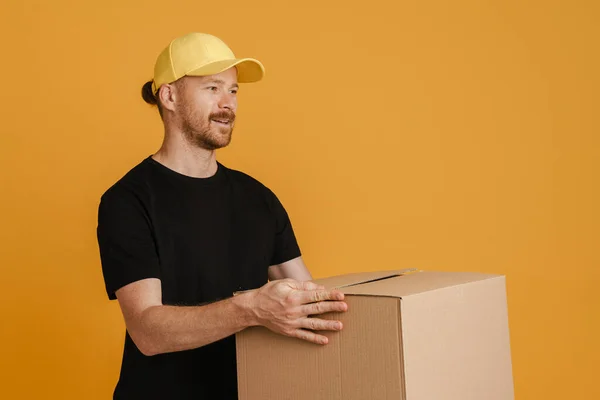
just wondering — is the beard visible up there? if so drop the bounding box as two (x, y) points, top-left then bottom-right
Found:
(180, 106), (236, 151)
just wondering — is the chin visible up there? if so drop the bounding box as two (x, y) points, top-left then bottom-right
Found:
(215, 130), (233, 145)
(205, 137), (232, 150)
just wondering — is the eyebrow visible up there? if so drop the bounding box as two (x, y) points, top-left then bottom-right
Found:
(205, 79), (238, 89)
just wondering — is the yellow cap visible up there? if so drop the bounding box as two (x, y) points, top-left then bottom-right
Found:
(151, 32), (265, 94)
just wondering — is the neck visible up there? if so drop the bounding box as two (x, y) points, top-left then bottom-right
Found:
(152, 126), (218, 178)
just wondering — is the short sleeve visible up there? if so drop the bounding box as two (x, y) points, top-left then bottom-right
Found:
(96, 187), (161, 300)
(268, 190), (302, 266)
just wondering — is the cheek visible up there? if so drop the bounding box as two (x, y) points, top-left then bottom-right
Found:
(186, 96), (214, 119)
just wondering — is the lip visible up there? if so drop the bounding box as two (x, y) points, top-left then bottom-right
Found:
(211, 119), (231, 125)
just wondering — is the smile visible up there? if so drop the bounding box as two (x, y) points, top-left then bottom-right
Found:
(211, 119), (231, 125)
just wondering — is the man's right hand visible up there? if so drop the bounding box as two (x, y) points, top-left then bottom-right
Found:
(246, 279), (348, 345)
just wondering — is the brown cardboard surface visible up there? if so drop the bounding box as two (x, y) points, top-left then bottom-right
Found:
(341, 270), (499, 297)
(400, 276), (514, 399)
(311, 268), (416, 290)
(236, 296), (404, 400)
(236, 270), (514, 400)
(236, 323), (342, 399)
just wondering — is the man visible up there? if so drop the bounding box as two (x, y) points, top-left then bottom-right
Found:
(96, 32), (348, 399)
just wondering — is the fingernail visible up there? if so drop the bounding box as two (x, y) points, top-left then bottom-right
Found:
(337, 322), (343, 330)
(321, 337), (328, 345)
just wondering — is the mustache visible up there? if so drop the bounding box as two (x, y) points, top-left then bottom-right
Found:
(209, 111), (236, 122)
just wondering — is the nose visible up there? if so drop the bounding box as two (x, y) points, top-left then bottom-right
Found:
(219, 92), (237, 112)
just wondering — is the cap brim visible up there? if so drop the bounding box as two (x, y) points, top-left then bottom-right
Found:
(185, 58), (265, 83)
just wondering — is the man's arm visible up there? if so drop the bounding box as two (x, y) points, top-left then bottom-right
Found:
(116, 276), (347, 356)
(268, 256), (312, 281)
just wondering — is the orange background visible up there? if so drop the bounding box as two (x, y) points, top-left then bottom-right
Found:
(1, 0), (598, 398)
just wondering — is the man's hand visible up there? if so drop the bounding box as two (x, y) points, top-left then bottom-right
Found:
(247, 279), (348, 345)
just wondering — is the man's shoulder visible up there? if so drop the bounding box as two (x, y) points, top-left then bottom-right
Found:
(222, 164), (271, 192)
(100, 156), (154, 204)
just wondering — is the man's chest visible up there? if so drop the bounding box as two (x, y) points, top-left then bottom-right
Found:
(149, 189), (274, 304)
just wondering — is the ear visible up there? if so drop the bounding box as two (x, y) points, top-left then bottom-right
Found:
(157, 84), (178, 112)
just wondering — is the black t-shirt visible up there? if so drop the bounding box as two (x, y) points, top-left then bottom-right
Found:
(96, 156), (301, 399)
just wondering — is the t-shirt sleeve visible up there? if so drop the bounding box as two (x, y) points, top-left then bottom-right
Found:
(96, 186), (161, 300)
(268, 189), (302, 266)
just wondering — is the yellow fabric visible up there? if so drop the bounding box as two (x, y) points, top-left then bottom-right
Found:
(151, 32), (264, 94)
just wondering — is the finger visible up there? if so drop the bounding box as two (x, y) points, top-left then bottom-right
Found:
(292, 328), (329, 345)
(284, 279), (323, 291)
(300, 300), (348, 316)
(298, 281), (326, 291)
(300, 317), (343, 332)
(296, 289), (345, 304)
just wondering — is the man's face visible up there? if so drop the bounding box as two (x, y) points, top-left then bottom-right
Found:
(176, 67), (239, 150)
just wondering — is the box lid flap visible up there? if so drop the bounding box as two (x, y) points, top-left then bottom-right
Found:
(311, 268), (417, 290)
(339, 270), (502, 298)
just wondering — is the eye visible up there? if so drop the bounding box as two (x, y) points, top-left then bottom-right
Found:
(207, 86), (218, 92)
(230, 89), (238, 95)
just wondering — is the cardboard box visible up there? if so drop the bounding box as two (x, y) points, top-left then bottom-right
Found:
(236, 269), (514, 399)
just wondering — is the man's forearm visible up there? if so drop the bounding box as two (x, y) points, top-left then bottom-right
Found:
(135, 293), (256, 356)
